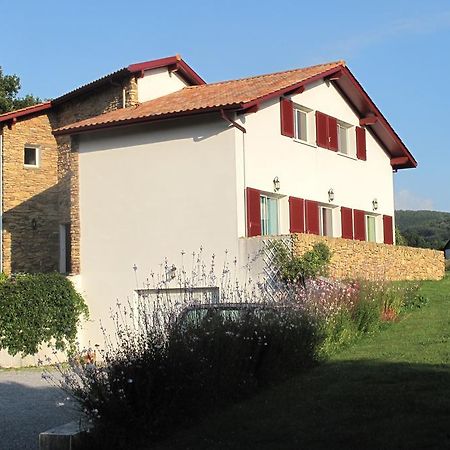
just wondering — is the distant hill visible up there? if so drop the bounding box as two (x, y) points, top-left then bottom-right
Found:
(395, 210), (450, 250)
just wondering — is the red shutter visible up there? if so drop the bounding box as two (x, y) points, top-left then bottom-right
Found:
(356, 126), (367, 160)
(289, 197), (305, 233)
(383, 215), (394, 244)
(280, 98), (294, 137)
(246, 188), (261, 237)
(316, 111), (328, 148)
(341, 207), (354, 239)
(353, 209), (366, 241)
(328, 116), (339, 151)
(305, 200), (320, 235)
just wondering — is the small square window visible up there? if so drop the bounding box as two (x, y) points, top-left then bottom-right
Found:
(24, 146), (39, 167)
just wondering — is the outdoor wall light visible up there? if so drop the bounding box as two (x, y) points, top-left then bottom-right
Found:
(372, 198), (379, 211)
(273, 176), (280, 192)
(31, 218), (37, 230)
(328, 188), (335, 202)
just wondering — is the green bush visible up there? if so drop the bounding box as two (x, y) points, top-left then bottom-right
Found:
(0, 273), (88, 356)
(272, 241), (331, 284)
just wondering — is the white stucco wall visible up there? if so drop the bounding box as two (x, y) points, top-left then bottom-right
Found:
(236, 79), (396, 242)
(137, 67), (188, 102)
(77, 116), (238, 345)
(75, 77), (401, 346)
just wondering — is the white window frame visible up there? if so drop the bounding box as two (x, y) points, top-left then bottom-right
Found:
(337, 121), (355, 158)
(320, 206), (334, 237)
(260, 194), (279, 236)
(293, 105), (314, 145)
(24, 145), (40, 168)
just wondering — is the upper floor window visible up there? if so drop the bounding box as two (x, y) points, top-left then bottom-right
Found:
(337, 121), (353, 156)
(260, 194), (279, 236)
(294, 106), (313, 144)
(24, 145), (39, 168)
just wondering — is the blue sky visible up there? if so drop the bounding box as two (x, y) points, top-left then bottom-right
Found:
(2, 0), (449, 212)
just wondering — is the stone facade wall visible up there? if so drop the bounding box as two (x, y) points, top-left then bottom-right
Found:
(1, 115), (59, 273)
(292, 233), (445, 281)
(1, 75), (140, 274)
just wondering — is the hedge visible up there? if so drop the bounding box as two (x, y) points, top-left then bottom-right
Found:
(0, 273), (88, 356)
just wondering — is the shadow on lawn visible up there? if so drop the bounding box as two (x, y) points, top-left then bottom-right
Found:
(154, 359), (450, 450)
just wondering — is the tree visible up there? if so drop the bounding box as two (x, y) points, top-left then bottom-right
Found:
(0, 66), (41, 114)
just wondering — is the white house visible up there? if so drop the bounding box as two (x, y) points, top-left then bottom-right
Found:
(53, 57), (417, 345)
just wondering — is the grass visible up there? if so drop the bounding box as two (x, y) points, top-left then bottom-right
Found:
(153, 275), (450, 450)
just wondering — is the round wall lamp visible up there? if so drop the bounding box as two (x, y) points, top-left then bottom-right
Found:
(273, 176), (280, 192)
(328, 188), (335, 202)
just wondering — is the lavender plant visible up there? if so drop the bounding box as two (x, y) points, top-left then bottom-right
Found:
(43, 244), (423, 448)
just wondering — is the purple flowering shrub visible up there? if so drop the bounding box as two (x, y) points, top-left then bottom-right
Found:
(46, 247), (424, 448)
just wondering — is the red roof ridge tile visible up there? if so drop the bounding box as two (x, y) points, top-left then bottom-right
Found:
(183, 60), (346, 89)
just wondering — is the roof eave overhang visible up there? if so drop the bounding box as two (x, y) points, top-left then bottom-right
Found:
(53, 105), (240, 136)
(128, 57), (206, 86)
(53, 57), (205, 106)
(239, 65), (416, 170)
(0, 102), (52, 126)
(334, 66), (417, 169)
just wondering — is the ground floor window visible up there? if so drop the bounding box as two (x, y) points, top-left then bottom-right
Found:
(59, 223), (71, 273)
(366, 215), (376, 242)
(260, 195), (279, 236)
(320, 206), (333, 237)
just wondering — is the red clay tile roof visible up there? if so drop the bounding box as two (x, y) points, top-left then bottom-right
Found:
(54, 61), (345, 134)
(0, 102), (52, 124)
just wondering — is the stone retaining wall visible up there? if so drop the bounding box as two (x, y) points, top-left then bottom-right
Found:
(293, 233), (445, 281)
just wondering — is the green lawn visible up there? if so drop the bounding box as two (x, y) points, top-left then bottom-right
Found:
(155, 276), (450, 450)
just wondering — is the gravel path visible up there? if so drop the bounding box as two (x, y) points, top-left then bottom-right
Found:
(0, 369), (79, 450)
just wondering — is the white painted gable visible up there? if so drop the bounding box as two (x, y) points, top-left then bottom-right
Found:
(137, 67), (188, 102)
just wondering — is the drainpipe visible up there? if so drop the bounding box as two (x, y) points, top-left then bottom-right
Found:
(220, 110), (246, 134)
(220, 109), (247, 239)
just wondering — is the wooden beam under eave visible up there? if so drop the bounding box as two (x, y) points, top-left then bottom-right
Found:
(285, 85), (305, 96)
(360, 116), (378, 126)
(390, 156), (409, 167)
(241, 104), (259, 115)
(327, 70), (343, 81)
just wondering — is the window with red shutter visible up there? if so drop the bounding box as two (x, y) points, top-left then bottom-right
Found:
(383, 215), (394, 244)
(316, 111), (329, 148)
(356, 126), (367, 160)
(327, 116), (338, 151)
(305, 200), (320, 235)
(341, 207), (354, 239)
(280, 98), (294, 137)
(289, 197), (305, 233)
(246, 188), (261, 237)
(353, 209), (366, 241)
(316, 111), (339, 151)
